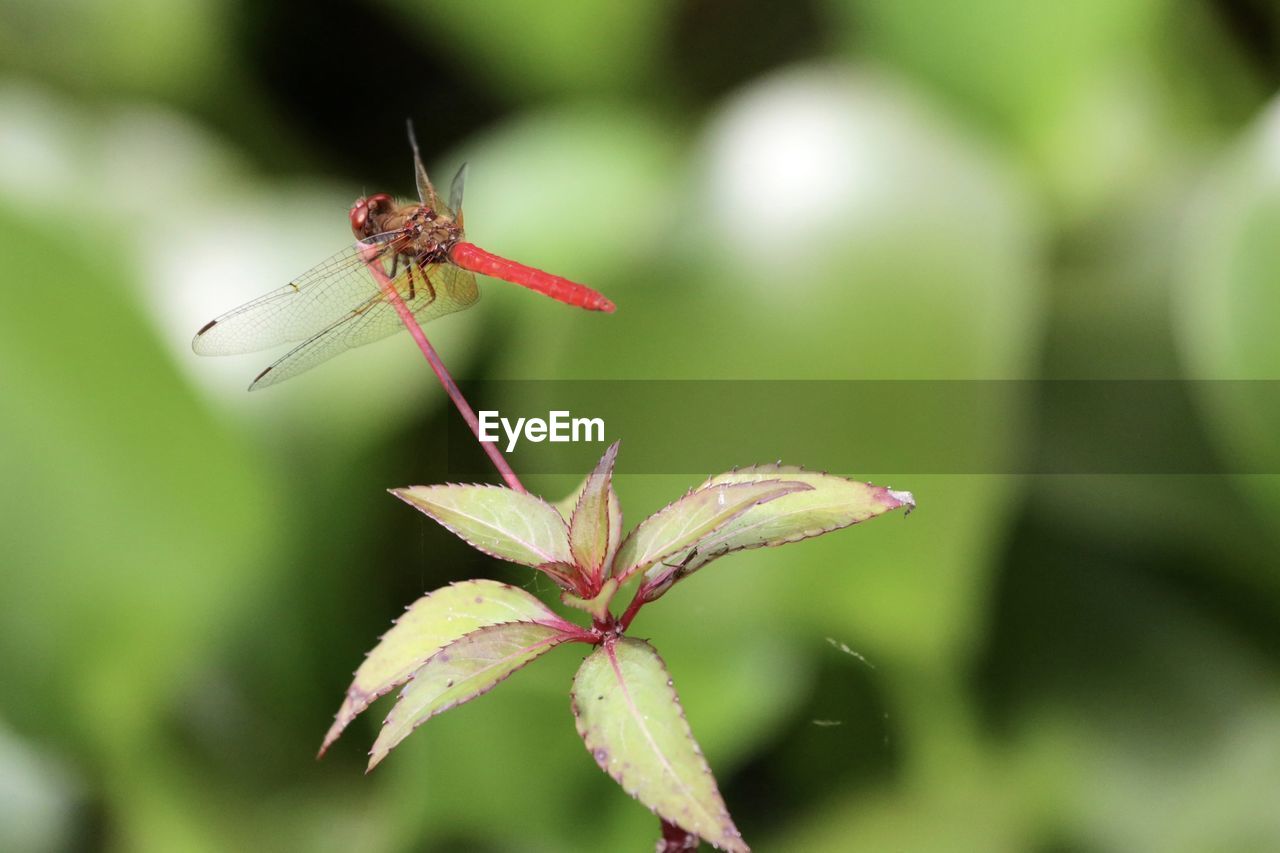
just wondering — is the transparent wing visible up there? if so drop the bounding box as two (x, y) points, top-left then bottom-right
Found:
(407, 119), (443, 210)
(192, 233), (410, 356)
(248, 262), (479, 390)
(448, 162), (468, 219)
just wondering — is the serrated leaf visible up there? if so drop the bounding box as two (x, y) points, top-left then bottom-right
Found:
(644, 466), (914, 594)
(392, 484), (571, 567)
(369, 621), (572, 769)
(570, 441), (619, 579)
(612, 481), (811, 584)
(536, 561), (580, 591)
(554, 451), (624, 580)
(320, 580), (568, 755)
(572, 638), (748, 852)
(603, 489), (624, 574)
(561, 577), (618, 620)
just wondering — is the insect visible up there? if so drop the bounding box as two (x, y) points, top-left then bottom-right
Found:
(193, 126), (614, 389)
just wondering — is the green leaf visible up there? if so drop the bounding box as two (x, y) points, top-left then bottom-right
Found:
(535, 561), (581, 591)
(392, 484), (571, 568)
(554, 448), (624, 579)
(644, 465), (915, 596)
(572, 638), (747, 852)
(612, 481), (811, 584)
(604, 486), (624, 577)
(569, 441), (620, 579)
(320, 580), (569, 755)
(369, 622), (573, 770)
(561, 577), (619, 621)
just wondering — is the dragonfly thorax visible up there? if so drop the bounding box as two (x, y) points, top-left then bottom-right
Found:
(349, 194), (461, 261)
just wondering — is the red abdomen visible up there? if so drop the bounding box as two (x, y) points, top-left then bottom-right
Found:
(449, 242), (615, 312)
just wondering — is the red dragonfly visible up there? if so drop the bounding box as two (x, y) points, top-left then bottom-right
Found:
(193, 130), (615, 390)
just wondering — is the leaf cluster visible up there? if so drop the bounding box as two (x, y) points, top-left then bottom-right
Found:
(321, 441), (912, 850)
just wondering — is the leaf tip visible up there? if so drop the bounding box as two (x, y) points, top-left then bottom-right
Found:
(365, 744), (390, 773)
(317, 727), (339, 757)
(886, 488), (916, 513)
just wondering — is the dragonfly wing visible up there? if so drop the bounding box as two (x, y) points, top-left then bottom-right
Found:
(418, 262), (479, 319)
(248, 261), (480, 390)
(407, 119), (443, 210)
(193, 237), (410, 356)
(249, 294), (392, 390)
(447, 163), (468, 220)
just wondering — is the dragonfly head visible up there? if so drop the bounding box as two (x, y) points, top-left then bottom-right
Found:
(349, 193), (394, 239)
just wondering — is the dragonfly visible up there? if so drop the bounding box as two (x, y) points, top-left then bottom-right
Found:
(193, 128), (615, 390)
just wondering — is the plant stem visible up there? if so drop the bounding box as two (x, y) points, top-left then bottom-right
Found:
(618, 585), (648, 631)
(359, 244), (526, 493)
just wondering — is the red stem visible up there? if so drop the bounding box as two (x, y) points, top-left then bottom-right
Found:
(450, 242), (616, 313)
(618, 583), (648, 631)
(358, 243), (526, 493)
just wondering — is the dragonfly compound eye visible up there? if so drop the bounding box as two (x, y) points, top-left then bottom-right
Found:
(348, 198), (370, 235)
(350, 194), (395, 237)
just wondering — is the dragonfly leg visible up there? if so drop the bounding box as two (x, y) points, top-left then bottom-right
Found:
(385, 252), (419, 302)
(417, 260), (438, 303)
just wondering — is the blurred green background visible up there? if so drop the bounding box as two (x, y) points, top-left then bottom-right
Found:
(3, 1), (1280, 851)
